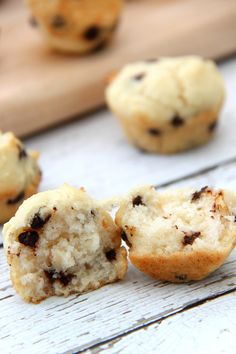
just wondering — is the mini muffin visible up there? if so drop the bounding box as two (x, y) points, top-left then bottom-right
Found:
(0, 132), (41, 224)
(3, 184), (127, 303)
(106, 57), (225, 154)
(116, 185), (236, 282)
(26, 0), (123, 54)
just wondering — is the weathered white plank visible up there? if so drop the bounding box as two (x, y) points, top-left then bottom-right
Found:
(1, 140), (236, 353)
(0, 246), (236, 354)
(0, 227), (2, 246)
(2, 153), (236, 353)
(0, 58), (236, 354)
(160, 157), (236, 191)
(88, 291), (236, 354)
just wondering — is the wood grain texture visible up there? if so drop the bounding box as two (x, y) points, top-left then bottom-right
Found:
(1, 0), (236, 136)
(86, 291), (236, 354)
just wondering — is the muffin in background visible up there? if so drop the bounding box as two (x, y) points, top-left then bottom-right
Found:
(106, 56), (225, 154)
(26, 0), (124, 54)
(0, 131), (41, 224)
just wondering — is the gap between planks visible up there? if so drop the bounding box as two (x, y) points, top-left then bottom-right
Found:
(83, 290), (236, 354)
(79, 288), (236, 354)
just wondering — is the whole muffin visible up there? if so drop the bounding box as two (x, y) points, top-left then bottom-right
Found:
(106, 57), (225, 154)
(26, 0), (123, 53)
(0, 132), (41, 224)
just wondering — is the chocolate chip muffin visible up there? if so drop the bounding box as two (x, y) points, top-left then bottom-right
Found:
(116, 185), (236, 282)
(106, 57), (225, 154)
(3, 184), (127, 303)
(0, 132), (41, 224)
(26, 0), (123, 54)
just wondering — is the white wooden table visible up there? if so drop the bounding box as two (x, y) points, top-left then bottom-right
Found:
(1, 57), (236, 354)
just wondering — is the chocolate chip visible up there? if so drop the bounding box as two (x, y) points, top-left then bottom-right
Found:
(175, 274), (187, 281)
(211, 202), (217, 213)
(145, 58), (158, 63)
(7, 191), (25, 205)
(89, 39), (107, 53)
(133, 73), (146, 81)
(137, 147), (148, 154)
(30, 212), (51, 229)
(106, 249), (116, 261)
(18, 231), (39, 248)
(91, 210), (96, 217)
(234, 216), (236, 222)
(85, 263), (92, 270)
(208, 121), (218, 132)
(59, 273), (74, 286)
(17, 145), (27, 159)
(44, 270), (73, 286)
(171, 116), (184, 127)
(110, 19), (120, 32)
(191, 186), (209, 202)
(182, 231), (201, 246)
(44, 270), (57, 283)
(51, 15), (66, 28)
(83, 26), (101, 40)
(148, 128), (162, 136)
(29, 16), (38, 27)
(132, 195), (145, 207)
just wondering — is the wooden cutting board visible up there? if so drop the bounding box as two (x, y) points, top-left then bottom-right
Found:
(1, 0), (236, 137)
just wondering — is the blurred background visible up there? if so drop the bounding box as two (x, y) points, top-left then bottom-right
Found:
(1, 0), (236, 137)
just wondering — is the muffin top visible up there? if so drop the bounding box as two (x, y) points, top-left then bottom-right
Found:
(106, 56), (225, 124)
